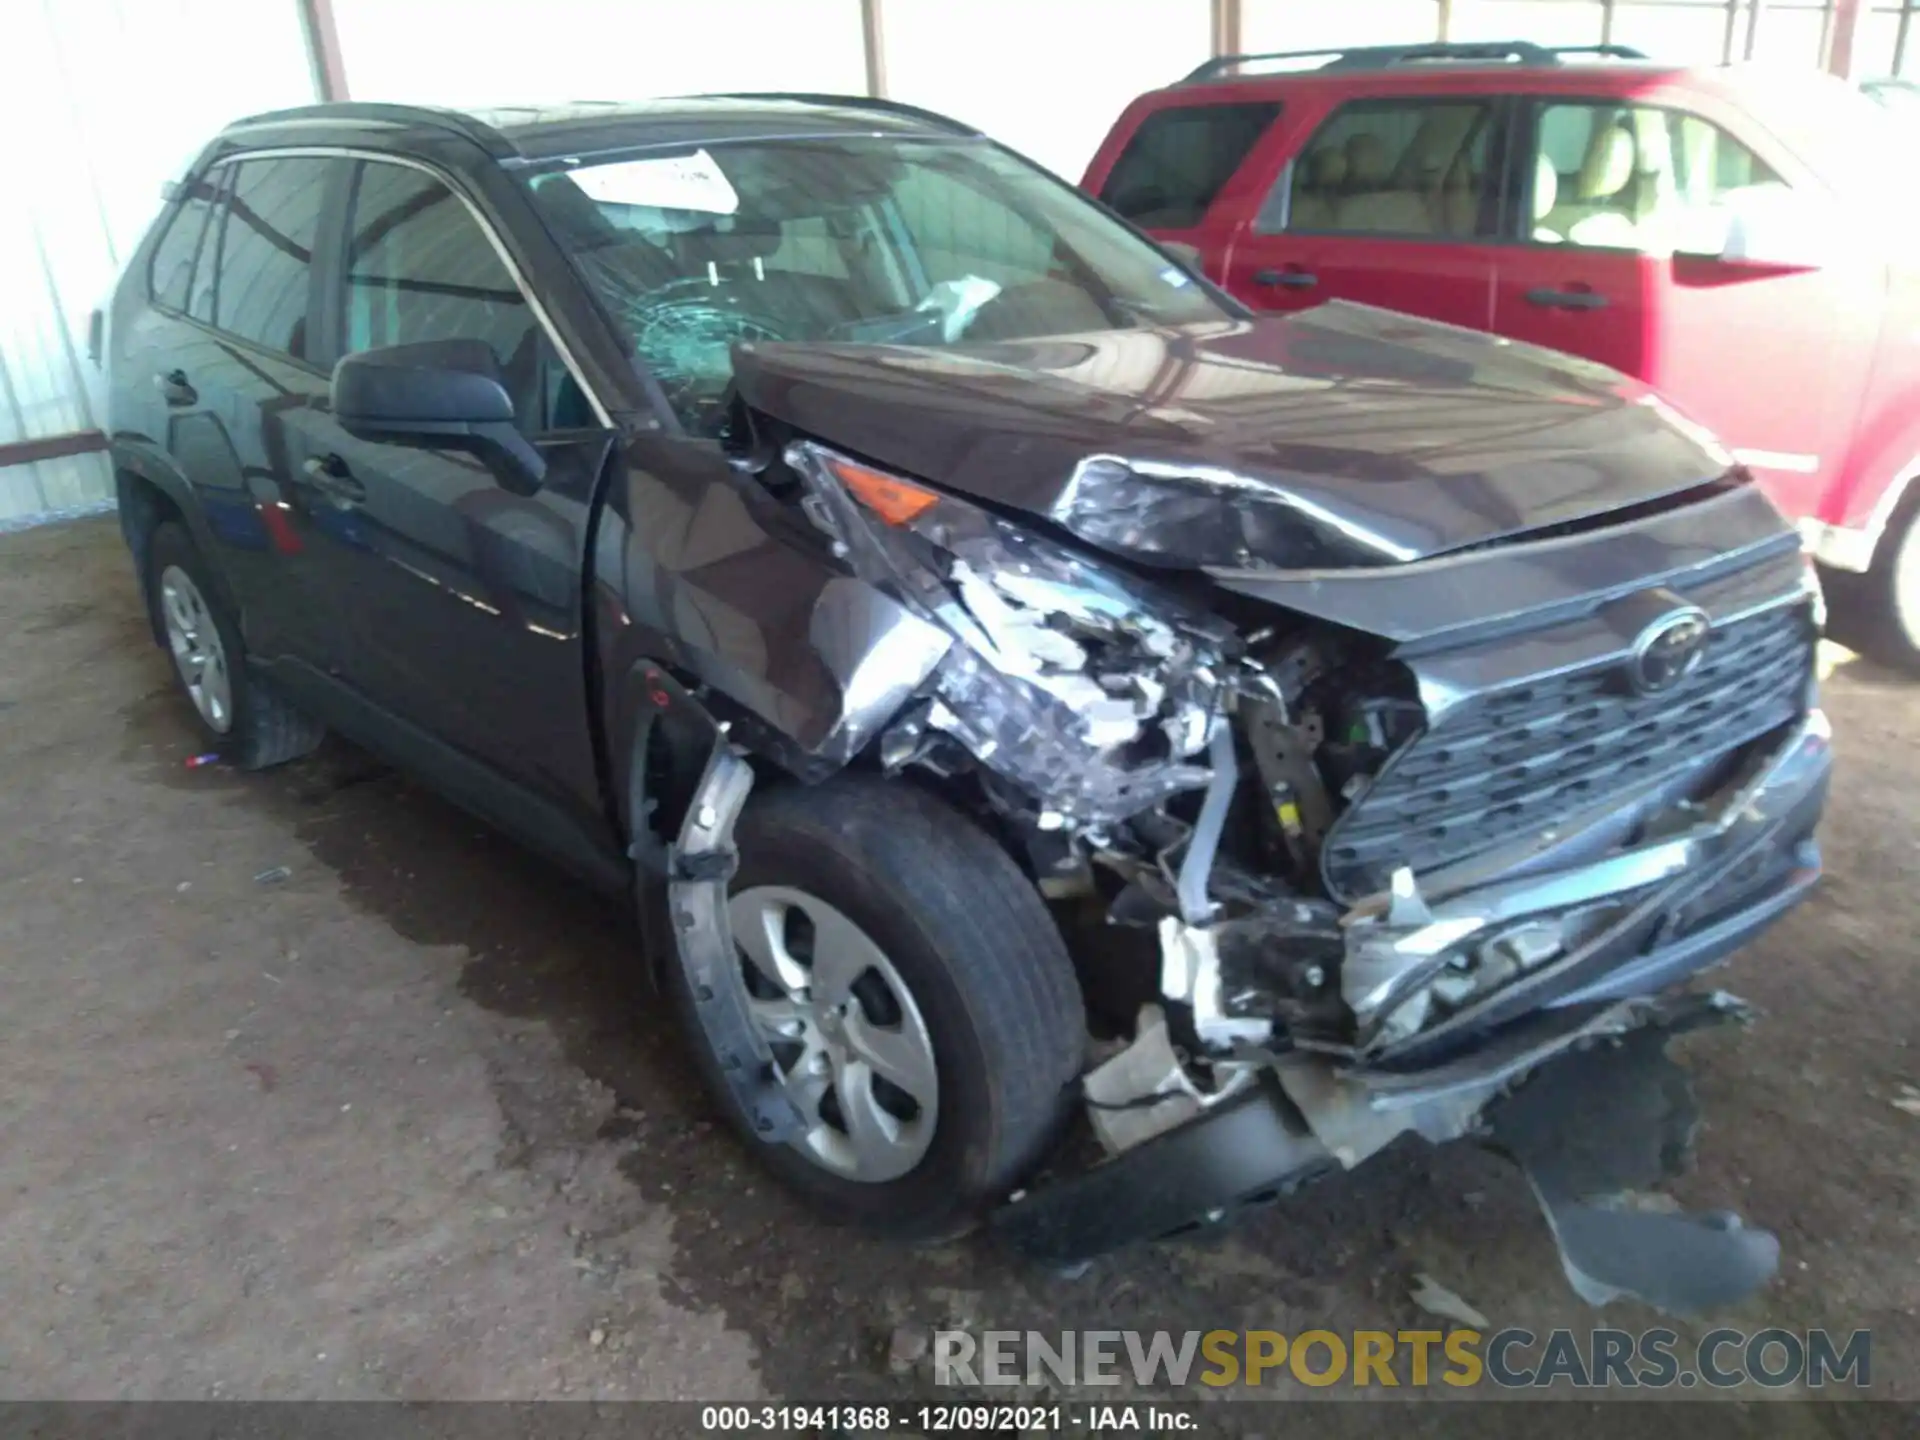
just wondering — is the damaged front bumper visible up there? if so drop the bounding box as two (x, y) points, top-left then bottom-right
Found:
(996, 711), (1830, 1310)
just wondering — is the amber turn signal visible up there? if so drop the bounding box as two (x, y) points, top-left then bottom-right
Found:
(827, 457), (940, 526)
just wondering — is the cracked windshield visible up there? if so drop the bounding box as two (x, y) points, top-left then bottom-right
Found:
(524, 137), (1228, 431)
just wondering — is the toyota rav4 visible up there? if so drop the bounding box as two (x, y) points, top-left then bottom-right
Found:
(105, 95), (1827, 1310)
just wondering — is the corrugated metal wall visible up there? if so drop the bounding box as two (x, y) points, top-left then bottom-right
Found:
(0, 0), (315, 528)
(1242, 0), (1916, 76)
(330, 0), (871, 111)
(881, 0), (1213, 178)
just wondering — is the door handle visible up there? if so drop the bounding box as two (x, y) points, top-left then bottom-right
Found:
(1254, 266), (1318, 290)
(1524, 286), (1608, 311)
(300, 453), (366, 506)
(154, 369), (197, 406)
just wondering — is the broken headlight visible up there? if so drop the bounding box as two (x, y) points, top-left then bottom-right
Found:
(786, 441), (1231, 824)
(1048, 454), (1420, 571)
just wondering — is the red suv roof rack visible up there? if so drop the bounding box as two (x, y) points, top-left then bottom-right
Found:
(1180, 40), (1649, 85)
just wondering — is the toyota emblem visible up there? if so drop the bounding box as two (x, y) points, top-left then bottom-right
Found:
(1628, 606), (1711, 694)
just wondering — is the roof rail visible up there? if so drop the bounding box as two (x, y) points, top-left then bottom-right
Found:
(222, 101), (518, 158)
(1181, 40), (1648, 84)
(700, 92), (980, 136)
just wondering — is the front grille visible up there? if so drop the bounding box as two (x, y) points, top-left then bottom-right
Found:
(1320, 602), (1814, 900)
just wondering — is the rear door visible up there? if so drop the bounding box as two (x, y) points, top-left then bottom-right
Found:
(1492, 95), (1878, 520)
(125, 154), (343, 665)
(1090, 97), (1284, 282)
(1221, 95), (1512, 331)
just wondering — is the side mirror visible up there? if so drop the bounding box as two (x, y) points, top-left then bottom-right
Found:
(1683, 185), (1828, 270)
(331, 338), (546, 494)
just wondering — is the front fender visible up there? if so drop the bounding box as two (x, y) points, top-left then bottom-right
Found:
(613, 662), (724, 873)
(594, 436), (950, 840)
(1813, 380), (1920, 571)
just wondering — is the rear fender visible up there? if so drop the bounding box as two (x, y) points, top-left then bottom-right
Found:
(111, 437), (237, 645)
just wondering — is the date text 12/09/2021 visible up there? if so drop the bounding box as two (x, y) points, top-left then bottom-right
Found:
(700, 1405), (1196, 1431)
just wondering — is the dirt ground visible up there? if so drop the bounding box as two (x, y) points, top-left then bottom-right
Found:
(1, 516), (1914, 1427)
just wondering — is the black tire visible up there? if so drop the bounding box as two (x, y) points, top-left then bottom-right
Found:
(1825, 498), (1920, 676)
(666, 775), (1087, 1240)
(146, 521), (324, 769)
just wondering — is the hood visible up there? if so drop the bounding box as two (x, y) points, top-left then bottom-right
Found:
(733, 302), (1737, 570)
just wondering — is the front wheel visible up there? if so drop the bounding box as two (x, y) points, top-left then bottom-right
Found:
(1825, 500), (1920, 677)
(666, 776), (1088, 1240)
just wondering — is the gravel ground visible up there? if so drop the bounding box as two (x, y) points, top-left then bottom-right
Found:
(0, 516), (1914, 1429)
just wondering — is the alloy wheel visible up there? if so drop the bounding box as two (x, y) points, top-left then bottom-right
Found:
(159, 565), (233, 734)
(727, 884), (940, 1182)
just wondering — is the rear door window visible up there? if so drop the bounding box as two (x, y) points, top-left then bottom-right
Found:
(212, 157), (335, 358)
(1098, 101), (1282, 229)
(1262, 98), (1503, 238)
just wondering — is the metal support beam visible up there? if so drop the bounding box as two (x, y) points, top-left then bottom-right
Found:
(1210, 0), (1243, 57)
(1600, 0), (1617, 45)
(0, 430), (106, 471)
(1897, 0), (1915, 73)
(1721, 0), (1744, 63)
(861, 0), (887, 98)
(1827, 0), (1863, 76)
(1743, 0), (1764, 60)
(297, 0), (349, 103)
(1437, 0), (1454, 42)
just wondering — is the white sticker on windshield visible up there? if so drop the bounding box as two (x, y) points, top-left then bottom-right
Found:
(569, 149), (740, 215)
(1159, 265), (1192, 288)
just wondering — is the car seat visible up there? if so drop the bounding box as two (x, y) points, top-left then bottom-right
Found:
(1287, 147), (1348, 230)
(1531, 155), (1562, 242)
(1336, 133), (1432, 233)
(1560, 124), (1642, 248)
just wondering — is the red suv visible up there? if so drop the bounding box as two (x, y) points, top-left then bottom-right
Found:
(1086, 40), (1920, 666)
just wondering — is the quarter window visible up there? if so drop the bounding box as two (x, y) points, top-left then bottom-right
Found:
(1528, 103), (1786, 255)
(212, 157), (333, 358)
(1099, 101), (1282, 229)
(149, 172), (222, 313)
(1262, 99), (1501, 238)
(341, 161), (552, 428)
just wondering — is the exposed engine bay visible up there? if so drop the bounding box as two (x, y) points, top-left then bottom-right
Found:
(698, 434), (1832, 1309)
(523, 118), (1829, 1315)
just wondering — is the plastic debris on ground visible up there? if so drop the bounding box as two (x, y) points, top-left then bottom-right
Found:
(1408, 1273), (1491, 1330)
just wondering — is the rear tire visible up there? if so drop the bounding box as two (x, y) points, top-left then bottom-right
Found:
(146, 521), (323, 769)
(666, 775), (1088, 1240)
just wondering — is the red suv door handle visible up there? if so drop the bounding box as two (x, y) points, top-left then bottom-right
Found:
(1524, 286), (1608, 311)
(1254, 266), (1318, 290)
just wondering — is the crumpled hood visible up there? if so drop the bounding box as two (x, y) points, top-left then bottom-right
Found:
(733, 301), (1737, 569)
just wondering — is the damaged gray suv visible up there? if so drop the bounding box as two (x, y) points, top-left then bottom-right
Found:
(106, 96), (1829, 1312)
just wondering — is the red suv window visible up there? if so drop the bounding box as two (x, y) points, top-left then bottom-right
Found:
(1097, 101), (1281, 229)
(1275, 97), (1507, 239)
